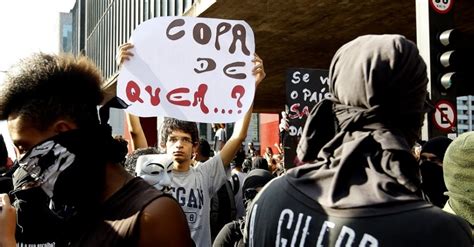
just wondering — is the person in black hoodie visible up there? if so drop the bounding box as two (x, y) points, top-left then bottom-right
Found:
(213, 169), (273, 247)
(244, 34), (472, 246)
(419, 136), (452, 207)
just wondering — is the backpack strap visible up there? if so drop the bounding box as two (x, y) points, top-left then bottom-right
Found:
(231, 174), (240, 195)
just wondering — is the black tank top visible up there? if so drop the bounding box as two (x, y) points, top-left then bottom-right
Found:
(72, 177), (168, 247)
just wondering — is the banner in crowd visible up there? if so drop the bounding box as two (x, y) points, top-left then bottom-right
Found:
(117, 17), (255, 123)
(284, 68), (330, 168)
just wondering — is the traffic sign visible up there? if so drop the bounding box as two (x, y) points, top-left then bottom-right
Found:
(432, 100), (456, 132)
(430, 0), (454, 14)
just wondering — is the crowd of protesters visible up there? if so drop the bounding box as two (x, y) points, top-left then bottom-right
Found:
(0, 33), (472, 247)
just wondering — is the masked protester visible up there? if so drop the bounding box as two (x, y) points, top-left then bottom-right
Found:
(244, 35), (472, 247)
(213, 169), (273, 247)
(419, 136), (452, 207)
(442, 132), (474, 235)
(9, 127), (121, 244)
(135, 154), (174, 194)
(0, 53), (192, 246)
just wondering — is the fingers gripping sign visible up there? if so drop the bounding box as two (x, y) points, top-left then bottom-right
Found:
(116, 43), (135, 66)
(252, 53), (266, 87)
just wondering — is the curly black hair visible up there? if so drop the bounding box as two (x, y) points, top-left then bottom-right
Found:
(124, 147), (160, 175)
(0, 53), (104, 130)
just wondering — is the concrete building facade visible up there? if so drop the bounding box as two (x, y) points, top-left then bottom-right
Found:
(457, 96), (474, 134)
(59, 12), (73, 53)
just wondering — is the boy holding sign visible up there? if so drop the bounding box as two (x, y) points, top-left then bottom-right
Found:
(118, 39), (265, 247)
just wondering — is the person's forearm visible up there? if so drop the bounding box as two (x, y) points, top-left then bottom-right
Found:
(126, 113), (148, 150)
(0, 239), (16, 247)
(220, 53), (264, 166)
(230, 104), (253, 143)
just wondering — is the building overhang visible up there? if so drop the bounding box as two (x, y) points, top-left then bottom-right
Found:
(194, 0), (474, 113)
(104, 0), (474, 113)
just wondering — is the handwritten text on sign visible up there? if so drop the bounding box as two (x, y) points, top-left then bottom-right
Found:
(282, 68), (330, 168)
(286, 69), (331, 137)
(117, 17), (255, 123)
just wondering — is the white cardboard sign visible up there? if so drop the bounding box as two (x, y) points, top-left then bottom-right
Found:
(117, 17), (255, 123)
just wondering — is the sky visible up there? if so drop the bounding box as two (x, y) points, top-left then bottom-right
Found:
(0, 0), (76, 73)
(0, 0), (76, 158)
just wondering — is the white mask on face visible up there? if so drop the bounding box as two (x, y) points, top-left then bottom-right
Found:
(135, 154), (174, 193)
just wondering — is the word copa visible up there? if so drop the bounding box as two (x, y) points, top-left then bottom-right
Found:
(125, 80), (246, 114)
(166, 18), (251, 56)
(167, 19), (253, 80)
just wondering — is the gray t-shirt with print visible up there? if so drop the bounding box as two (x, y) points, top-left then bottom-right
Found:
(170, 154), (229, 247)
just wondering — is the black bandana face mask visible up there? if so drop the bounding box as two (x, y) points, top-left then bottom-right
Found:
(10, 135), (80, 244)
(10, 128), (111, 244)
(13, 138), (76, 201)
(12, 185), (70, 245)
(9, 97), (128, 244)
